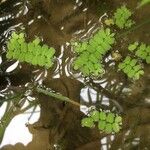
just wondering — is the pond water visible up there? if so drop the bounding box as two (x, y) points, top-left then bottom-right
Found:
(0, 0), (150, 150)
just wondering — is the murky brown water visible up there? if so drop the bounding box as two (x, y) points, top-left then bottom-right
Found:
(0, 0), (150, 150)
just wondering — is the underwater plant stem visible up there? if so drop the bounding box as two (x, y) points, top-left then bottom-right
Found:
(118, 18), (150, 38)
(0, 100), (37, 144)
(36, 87), (81, 107)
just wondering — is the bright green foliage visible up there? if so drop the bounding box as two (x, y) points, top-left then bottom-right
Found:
(128, 42), (139, 51)
(6, 32), (55, 68)
(106, 113), (115, 123)
(99, 111), (107, 120)
(81, 110), (122, 134)
(118, 56), (144, 80)
(138, 0), (150, 8)
(98, 111), (122, 134)
(73, 28), (115, 76)
(90, 110), (99, 122)
(128, 42), (150, 64)
(81, 117), (95, 128)
(114, 6), (134, 29)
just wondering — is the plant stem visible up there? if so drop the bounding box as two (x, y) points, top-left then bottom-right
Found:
(118, 18), (150, 38)
(36, 87), (81, 107)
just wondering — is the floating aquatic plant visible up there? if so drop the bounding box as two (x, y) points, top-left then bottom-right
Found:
(113, 6), (134, 29)
(118, 56), (144, 80)
(128, 42), (139, 51)
(81, 110), (122, 134)
(6, 32), (55, 68)
(72, 28), (115, 76)
(128, 42), (150, 64)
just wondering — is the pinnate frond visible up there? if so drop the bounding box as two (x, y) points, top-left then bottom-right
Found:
(114, 6), (134, 29)
(6, 32), (55, 68)
(73, 28), (115, 76)
(81, 110), (122, 134)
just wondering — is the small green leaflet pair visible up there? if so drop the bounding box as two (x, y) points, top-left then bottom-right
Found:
(6, 32), (55, 68)
(118, 42), (150, 80)
(105, 6), (134, 29)
(137, 0), (150, 8)
(81, 110), (122, 134)
(72, 28), (115, 76)
(118, 56), (144, 80)
(128, 42), (150, 64)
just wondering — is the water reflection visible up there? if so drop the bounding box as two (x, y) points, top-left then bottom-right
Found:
(0, 0), (150, 149)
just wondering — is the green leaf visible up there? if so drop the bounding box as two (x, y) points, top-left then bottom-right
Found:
(135, 49), (142, 57)
(134, 65), (142, 72)
(105, 28), (111, 36)
(130, 59), (137, 67)
(12, 32), (19, 39)
(114, 6), (134, 29)
(6, 51), (13, 59)
(98, 120), (106, 130)
(146, 46), (150, 54)
(81, 117), (95, 128)
(105, 123), (113, 133)
(115, 116), (122, 123)
(21, 43), (27, 52)
(137, 70), (144, 76)
(118, 63), (126, 70)
(28, 43), (35, 52)
(73, 64), (79, 70)
(89, 39), (97, 48)
(89, 54), (99, 64)
(128, 70), (135, 78)
(72, 28), (114, 77)
(19, 33), (25, 39)
(90, 110), (100, 122)
(19, 53), (25, 62)
(25, 52), (32, 63)
(140, 52), (147, 59)
(134, 68), (144, 79)
(106, 113), (115, 123)
(33, 37), (41, 45)
(123, 65), (132, 74)
(32, 56), (38, 65)
(100, 40), (111, 51)
(82, 66), (90, 76)
(39, 55), (46, 66)
(112, 123), (120, 133)
(124, 56), (131, 64)
(99, 111), (106, 120)
(128, 42), (139, 51)
(87, 45), (96, 53)
(87, 62), (95, 73)
(146, 56), (150, 64)
(45, 61), (53, 69)
(125, 19), (135, 28)
(13, 49), (20, 59)
(6, 32), (55, 68)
